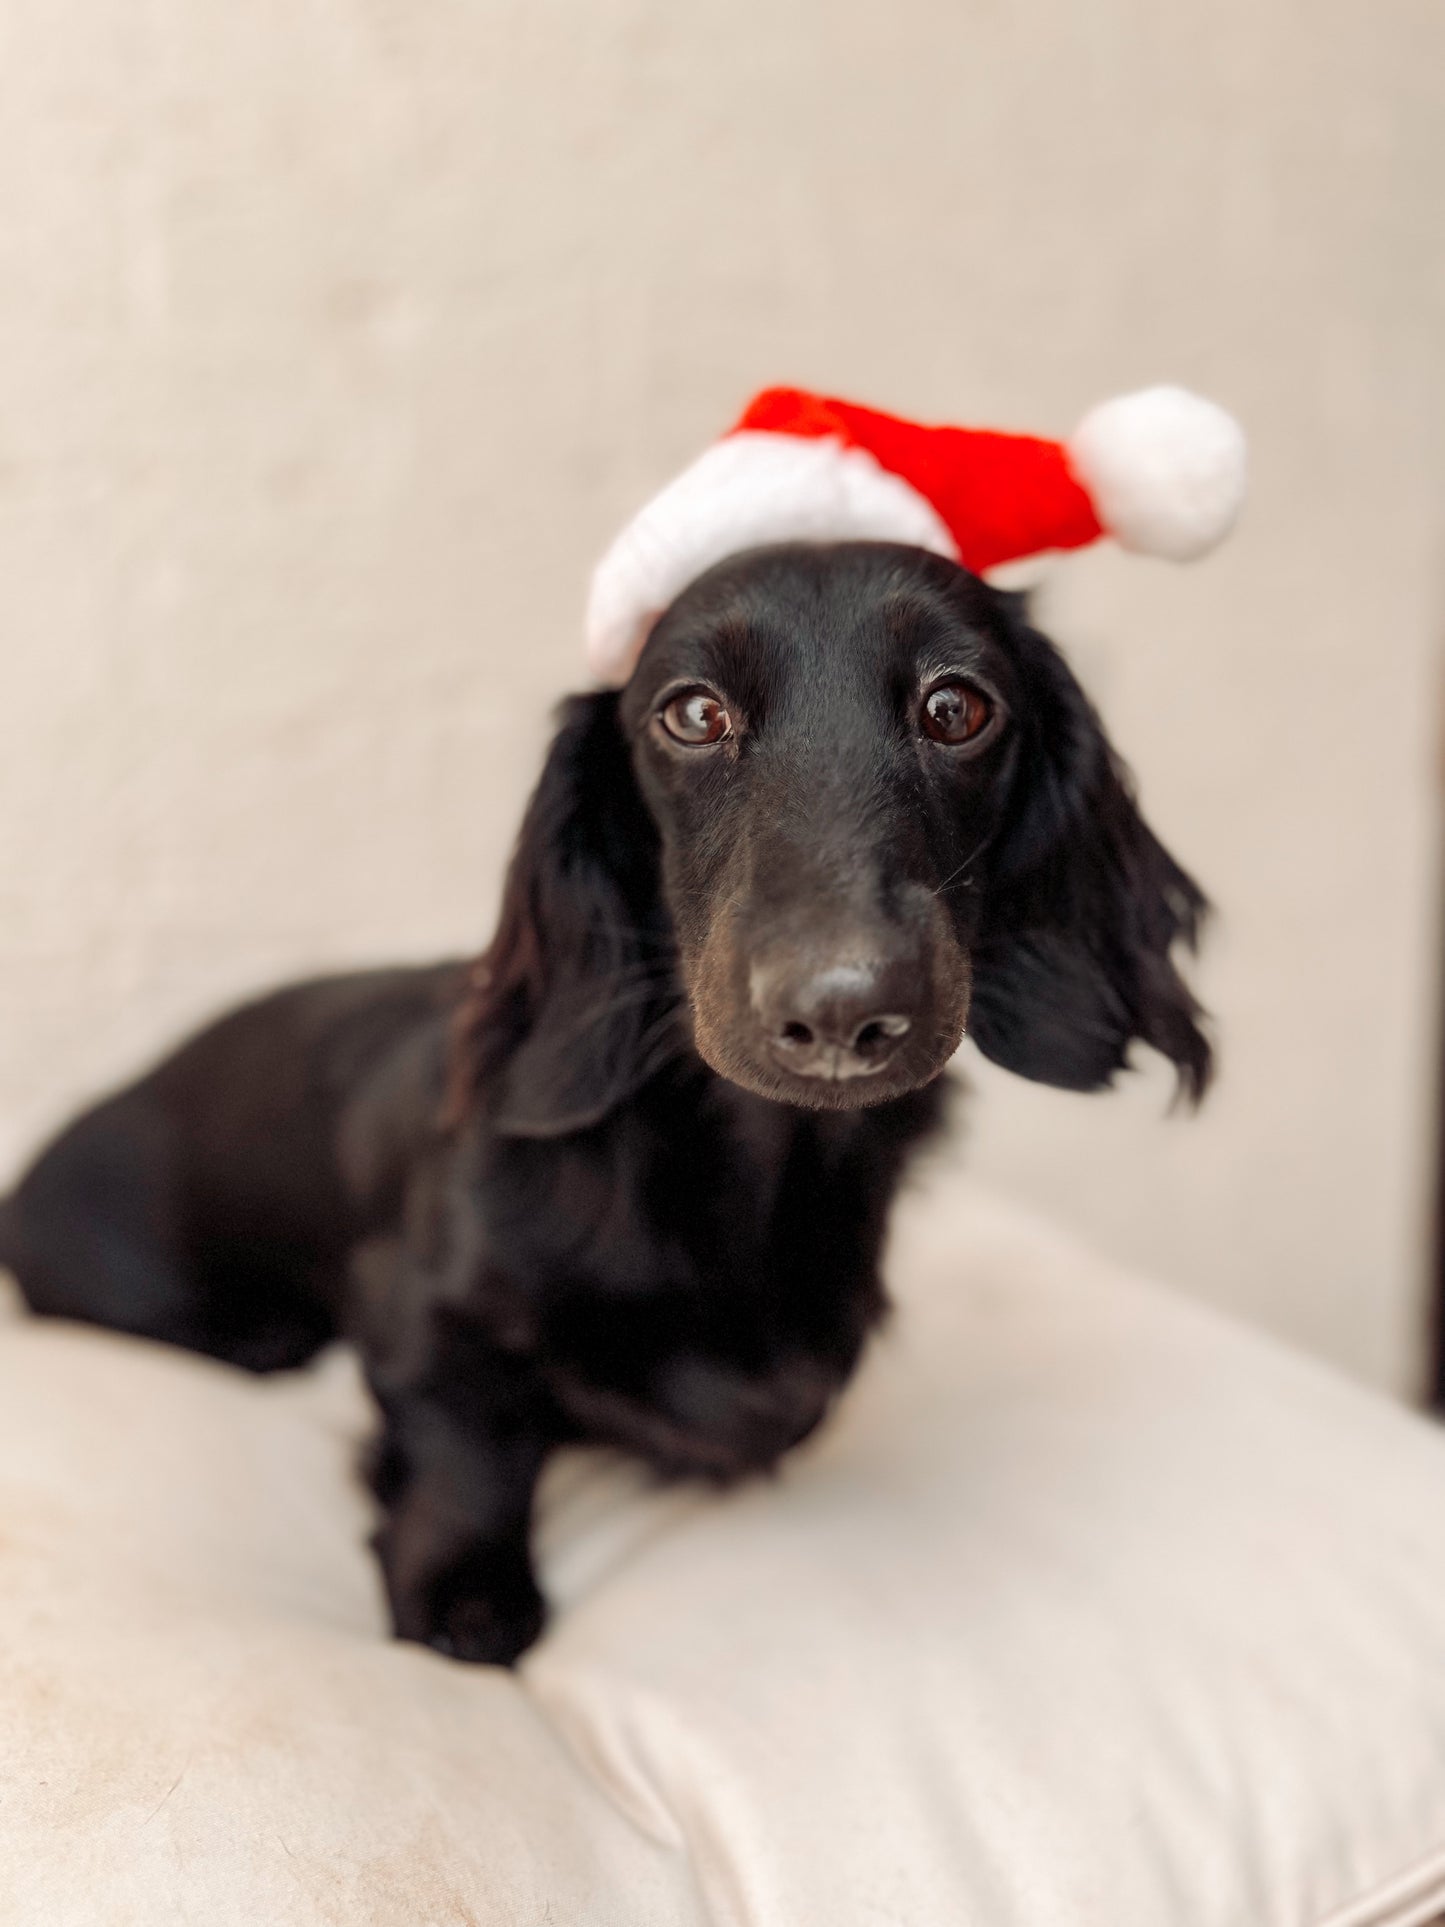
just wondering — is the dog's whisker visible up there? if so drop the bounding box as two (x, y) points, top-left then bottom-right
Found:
(932, 863), (975, 897)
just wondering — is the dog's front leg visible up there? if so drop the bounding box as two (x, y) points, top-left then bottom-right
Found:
(366, 1321), (551, 1666)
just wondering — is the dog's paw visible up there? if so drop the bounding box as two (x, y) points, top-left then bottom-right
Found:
(420, 1548), (547, 1668)
(424, 1592), (545, 1667)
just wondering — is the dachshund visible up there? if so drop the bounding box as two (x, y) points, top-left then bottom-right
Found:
(0, 541), (1210, 1664)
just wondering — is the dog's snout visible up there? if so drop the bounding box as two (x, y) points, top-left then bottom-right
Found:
(753, 957), (918, 1082)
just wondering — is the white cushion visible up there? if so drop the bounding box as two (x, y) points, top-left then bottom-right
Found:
(2, 1176), (1444, 1925)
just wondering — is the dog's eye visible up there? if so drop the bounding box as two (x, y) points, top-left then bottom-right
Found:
(921, 681), (994, 746)
(660, 689), (732, 746)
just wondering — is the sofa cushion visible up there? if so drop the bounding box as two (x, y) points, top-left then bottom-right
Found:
(0, 1303), (691, 1927)
(2, 1174), (1444, 1925)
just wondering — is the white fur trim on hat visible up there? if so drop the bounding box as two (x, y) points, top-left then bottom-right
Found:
(585, 431), (959, 686)
(1067, 386), (1247, 563)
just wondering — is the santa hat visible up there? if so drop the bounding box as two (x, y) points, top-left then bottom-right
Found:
(586, 384), (1246, 685)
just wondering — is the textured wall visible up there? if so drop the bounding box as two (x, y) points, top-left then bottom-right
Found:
(1, 0), (1442, 1390)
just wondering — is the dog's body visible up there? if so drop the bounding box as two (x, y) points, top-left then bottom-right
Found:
(0, 543), (1209, 1664)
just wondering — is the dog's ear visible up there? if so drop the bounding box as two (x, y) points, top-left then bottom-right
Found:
(968, 616), (1212, 1100)
(450, 692), (673, 1138)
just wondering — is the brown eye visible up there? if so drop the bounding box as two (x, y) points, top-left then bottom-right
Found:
(921, 681), (994, 746)
(660, 689), (732, 746)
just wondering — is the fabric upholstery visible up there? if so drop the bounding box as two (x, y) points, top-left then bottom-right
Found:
(2, 1179), (1443, 1925)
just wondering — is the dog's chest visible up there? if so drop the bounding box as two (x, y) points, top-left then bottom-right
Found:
(464, 1077), (947, 1475)
(485, 1084), (893, 1356)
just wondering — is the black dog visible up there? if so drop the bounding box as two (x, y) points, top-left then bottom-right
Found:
(0, 542), (1209, 1664)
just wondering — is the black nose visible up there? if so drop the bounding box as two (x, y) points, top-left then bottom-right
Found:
(753, 958), (918, 1081)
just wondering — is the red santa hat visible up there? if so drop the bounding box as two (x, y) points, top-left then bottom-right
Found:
(586, 384), (1246, 685)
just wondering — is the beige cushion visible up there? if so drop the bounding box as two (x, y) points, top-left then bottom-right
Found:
(2, 1177), (1444, 1925)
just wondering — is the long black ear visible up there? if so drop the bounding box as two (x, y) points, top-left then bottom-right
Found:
(451, 692), (675, 1137)
(967, 616), (1212, 1100)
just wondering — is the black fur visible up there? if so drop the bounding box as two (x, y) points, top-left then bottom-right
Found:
(0, 543), (1209, 1664)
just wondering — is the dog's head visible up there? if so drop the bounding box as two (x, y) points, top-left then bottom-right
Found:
(465, 542), (1210, 1134)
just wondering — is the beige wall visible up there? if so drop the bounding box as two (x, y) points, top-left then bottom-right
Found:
(1, 1), (1442, 1392)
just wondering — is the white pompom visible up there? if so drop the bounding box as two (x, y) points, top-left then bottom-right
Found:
(1068, 386), (1246, 562)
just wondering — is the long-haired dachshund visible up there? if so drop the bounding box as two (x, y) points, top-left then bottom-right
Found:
(0, 542), (1209, 1664)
